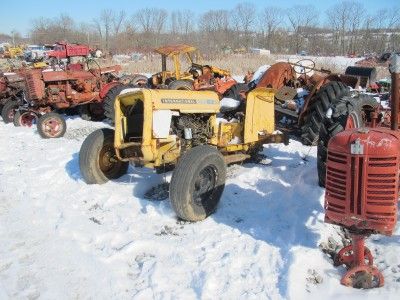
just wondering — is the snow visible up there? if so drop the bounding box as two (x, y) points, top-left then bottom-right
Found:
(0, 117), (399, 299)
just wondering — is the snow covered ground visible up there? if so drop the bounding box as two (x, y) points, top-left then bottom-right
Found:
(0, 117), (399, 300)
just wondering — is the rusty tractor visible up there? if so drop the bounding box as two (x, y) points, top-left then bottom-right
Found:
(13, 63), (123, 138)
(215, 60), (377, 146)
(320, 53), (400, 289)
(1, 61), (48, 123)
(103, 44), (231, 122)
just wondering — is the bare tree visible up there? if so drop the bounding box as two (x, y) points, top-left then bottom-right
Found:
(231, 3), (256, 47)
(199, 10), (231, 51)
(170, 10), (193, 36)
(258, 7), (284, 51)
(113, 10), (126, 36)
(287, 5), (318, 53)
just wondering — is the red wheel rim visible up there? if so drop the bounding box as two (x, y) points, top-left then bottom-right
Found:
(41, 117), (63, 137)
(20, 112), (37, 127)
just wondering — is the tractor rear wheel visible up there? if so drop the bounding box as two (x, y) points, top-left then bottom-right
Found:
(131, 74), (148, 87)
(170, 145), (226, 221)
(103, 84), (134, 122)
(37, 112), (66, 139)
(168, 80), (193, 90)
(317, 94), (379, 187)
(1, 100), (19, 123)
(300, 81), (349, 145)
(79, 128), (129, 184)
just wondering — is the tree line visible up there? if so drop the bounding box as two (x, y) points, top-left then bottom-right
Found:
(21, 1), (400, 56)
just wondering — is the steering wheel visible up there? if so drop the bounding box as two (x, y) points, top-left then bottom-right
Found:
(293, 59), (316, 75)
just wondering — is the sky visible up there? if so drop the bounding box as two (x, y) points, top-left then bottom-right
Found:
(0, 0), (398, 36)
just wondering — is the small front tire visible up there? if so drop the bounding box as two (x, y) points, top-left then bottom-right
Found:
(37, 112), (66, 139)
(170, 145), (226, 221)
(79, 128), (129, 184)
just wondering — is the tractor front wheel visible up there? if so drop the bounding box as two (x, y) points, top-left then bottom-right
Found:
(13, 110), (38, 127)
(170, 145), (226, 221)
(79, 128), (129, 184)
(37, 112), (66, 139)
(1, 100), (19, 123)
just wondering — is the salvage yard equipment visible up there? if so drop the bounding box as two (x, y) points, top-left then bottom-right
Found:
(103, 44), (231, 121)
(0, 62), (48, 123)
(252, 60), (379, 145)
(46, 41), (90, 65)
(320, 53), (400, 289)
(324, 127), (399, 288)
(14, 64), (122, 138)
(149, 44), (230, 90)
(80, 87), (287, 221)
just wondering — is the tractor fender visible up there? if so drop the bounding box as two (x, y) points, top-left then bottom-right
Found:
(99, 82), (121, 99)
(298, 74), (342, 125)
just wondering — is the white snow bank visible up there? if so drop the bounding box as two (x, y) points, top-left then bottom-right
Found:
(0, 117), (399, 299)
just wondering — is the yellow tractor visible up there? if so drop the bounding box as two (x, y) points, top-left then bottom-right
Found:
(3, 45), (24, 59)
(149, 44), (230, 90)
(79, 88), (287, 221)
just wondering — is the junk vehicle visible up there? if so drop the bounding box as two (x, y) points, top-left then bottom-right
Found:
(1, 62), (48, 122)
(12, 62), (123, 138)
(46, 41), (90, 65)
(79, 87), (287, 221)
(218, 60), (379, 146)
(24, 44), (54, 62)
(321, 53), (400, 289)
(103, 44), (231, 121)
(1, 45), (24, 59)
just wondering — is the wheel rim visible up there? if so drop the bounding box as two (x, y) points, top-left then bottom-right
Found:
(193, 165), (218, 207)
(20, 112), (37, 127)
(98, 143), (120, 176)
(41, 117), (63, 137)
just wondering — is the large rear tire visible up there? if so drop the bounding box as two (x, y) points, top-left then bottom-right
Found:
(79, 128), (129, 184)
(300, 81), (349, 145)
(103, 84), (134, 122)
(170, 145), (226, 221)
(317, 94), (379, 187)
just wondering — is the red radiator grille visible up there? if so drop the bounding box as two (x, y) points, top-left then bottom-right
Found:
(325, 150), (398, 234)
(25, 70), (45, 100)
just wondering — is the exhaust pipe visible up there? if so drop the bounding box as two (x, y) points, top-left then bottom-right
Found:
(390, 54), (400, 131)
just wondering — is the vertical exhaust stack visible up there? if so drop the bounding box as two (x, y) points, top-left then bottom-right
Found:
(390, 53), (400, 130)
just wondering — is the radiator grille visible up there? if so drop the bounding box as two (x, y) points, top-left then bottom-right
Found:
(325, 149), (398, 232)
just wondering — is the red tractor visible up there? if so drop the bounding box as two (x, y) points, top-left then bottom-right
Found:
(321, 54), (400, 288)
(0, 70), (25, 121)
(13, 64), (124, 138)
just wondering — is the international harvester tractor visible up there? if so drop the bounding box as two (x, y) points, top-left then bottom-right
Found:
(322, 53), (400, 288)
(14, 64), (122, 138)
(80, 87), (287, 221)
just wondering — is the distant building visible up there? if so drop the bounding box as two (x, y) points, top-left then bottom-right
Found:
(250, 48), (271, 56)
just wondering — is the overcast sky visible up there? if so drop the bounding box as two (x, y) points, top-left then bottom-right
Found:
(0, 0), (398, 36)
